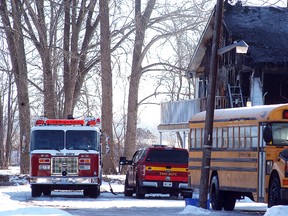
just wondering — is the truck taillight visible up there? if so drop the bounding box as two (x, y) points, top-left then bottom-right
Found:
(141, 165), (146, 176)
(39, 158), (51, 163)
(38, 157), (51, 170)
(79, 156), (91, 170)
(79, 158), (91, 163)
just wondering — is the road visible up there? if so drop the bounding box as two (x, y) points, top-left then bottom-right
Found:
(0, 181), (267, 216)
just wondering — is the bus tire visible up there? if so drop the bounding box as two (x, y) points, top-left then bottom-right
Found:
(223, 192), (236, 211)
(268, 176), (281, 207)
(31, 185), (42, 197)
(210, 175), (223, 210)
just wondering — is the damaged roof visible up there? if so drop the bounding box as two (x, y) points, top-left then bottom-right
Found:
(188, 2), (288, 73)
(224, 3), (288, 64)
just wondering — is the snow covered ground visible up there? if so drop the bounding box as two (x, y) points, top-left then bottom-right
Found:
(0, 167), (287, 216)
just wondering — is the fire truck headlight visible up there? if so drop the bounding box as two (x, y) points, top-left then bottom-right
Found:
(39, 165), (51, 170)
(266, 160), (273, 175)
(79, 165), (91, 170)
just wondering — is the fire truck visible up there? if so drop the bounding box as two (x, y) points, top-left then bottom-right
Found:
(29, 116), (104, 198)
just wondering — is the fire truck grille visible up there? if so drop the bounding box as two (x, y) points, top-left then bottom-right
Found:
(52, 157), (78, 175)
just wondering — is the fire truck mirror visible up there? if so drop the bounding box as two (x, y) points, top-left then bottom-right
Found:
(263, 125), (272, 143)
(105, 137), (110, 154)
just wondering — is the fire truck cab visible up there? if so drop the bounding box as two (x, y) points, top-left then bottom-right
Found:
(29, 116), (103, 198)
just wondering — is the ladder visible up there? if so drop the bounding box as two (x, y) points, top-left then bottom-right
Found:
(228, 84), (244, 108)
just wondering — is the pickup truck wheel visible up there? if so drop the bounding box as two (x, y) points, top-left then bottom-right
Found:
(83, 188), (89, 197)
(268, 176), (281, 207)
(136, 181), (145, 199)
(210, 175), (223, 210)
(124, 178), (133, 197)
(31, 185), (42, 197)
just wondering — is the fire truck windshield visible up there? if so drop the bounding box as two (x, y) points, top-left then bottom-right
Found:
(31, 130), (64, 150)
(66, 130), (99, 151)
(30, 130), (99, 151)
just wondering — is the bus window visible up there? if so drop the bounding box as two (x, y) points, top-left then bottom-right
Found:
(222, 127), (228, 148)
(240, 127), (245, 148)
(190, 128), (196, 148)
(228, 127), (234, 148)
(271, 123), (288, 145)
(245, 126), (251, 147)
(212, 128), (217, 148)
(251, 126), (258, 148)
(234, 126), (239, 148)
(196, 128), (202, 148)
(217, 128), (222, 148)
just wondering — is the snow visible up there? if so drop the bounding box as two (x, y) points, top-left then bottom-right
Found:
(0, 166), (288, 215)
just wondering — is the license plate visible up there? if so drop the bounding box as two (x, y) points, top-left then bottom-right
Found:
(163, 182), (172, 187)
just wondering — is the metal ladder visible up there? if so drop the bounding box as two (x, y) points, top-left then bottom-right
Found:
(228, 84), (244, 108)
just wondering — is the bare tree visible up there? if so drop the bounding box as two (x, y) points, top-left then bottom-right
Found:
(0, 0), (31, 173)
(124, 0), (156, 160)
(100, 0), (116, 174)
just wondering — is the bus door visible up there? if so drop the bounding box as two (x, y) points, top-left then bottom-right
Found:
(258, 123), (266, 202)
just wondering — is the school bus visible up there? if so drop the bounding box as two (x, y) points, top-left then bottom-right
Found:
(188, 104), (288, 210)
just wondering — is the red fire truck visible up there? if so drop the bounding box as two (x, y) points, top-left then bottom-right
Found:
(29, 116), (103, 198)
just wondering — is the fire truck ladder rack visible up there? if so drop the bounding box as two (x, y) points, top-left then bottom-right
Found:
(228, 83), (244, 108)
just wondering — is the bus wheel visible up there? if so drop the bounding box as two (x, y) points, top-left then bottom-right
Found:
(268, 176), (281, 207)
(31, 185), (42, 197)
(210, 175), (223, 210)
(223, 192), (236, 211)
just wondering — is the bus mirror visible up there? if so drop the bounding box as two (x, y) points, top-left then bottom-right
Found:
(263, 125), (272, 143)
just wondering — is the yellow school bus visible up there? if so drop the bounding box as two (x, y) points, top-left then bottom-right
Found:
(189, 104), (288, 210)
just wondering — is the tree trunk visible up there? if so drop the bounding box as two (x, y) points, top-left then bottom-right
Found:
(0, 95), (5, 169)
(100, 0), (116, 174)
(0, 0), (31, 174)
(124, 0), (156, 159)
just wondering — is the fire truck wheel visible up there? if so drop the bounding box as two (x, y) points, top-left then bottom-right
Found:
(124, 178), (133, 197)
(136, 180), (145, 199)
(31, 185), (42, 197)
(268, 176), (281, 207)
(42, 186), (51, 196)
(89, 186), (100, 198)
(210, 175), (223, 210)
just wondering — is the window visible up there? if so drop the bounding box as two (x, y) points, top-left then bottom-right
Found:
(146, 149), (188, 164)
(66, 130), (99, 150)
(30, 130), (64, 150)
(271, 123), (288, 146)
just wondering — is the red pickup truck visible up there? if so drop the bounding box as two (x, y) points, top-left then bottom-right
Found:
(119, 145), (193, 198)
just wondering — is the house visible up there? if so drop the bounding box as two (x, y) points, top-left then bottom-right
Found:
(157, 1), (288, 144)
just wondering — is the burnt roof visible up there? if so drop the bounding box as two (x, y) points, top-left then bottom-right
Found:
(223, 3), (288, 64)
